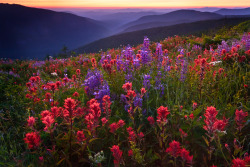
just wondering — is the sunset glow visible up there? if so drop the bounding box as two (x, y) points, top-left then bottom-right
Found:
(1, 0), (249, 8)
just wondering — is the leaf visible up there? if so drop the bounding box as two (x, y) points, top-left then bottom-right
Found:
(154, 152), (161, 159)
(168, 160), (174, 164)
(137, 124), (143, 133)
(202, 136), (209, 146)
(89, 138), (99, 143)
(159, 139), (162, 148)
(57, 158), (65, 166)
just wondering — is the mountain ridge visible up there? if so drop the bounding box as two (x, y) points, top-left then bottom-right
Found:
(0, 3), (109, 59)
(75, 17), (250, 54)
(120, 10), (223, 32)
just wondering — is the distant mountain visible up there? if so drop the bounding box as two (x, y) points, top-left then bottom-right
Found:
(194, 7), (222, 12)
(215, 7), (250, 15)
(121, 10), (223, 33)
(75, 17), (250, 54)
(72, 11), (163, 32)
(0, 3), (109, 59)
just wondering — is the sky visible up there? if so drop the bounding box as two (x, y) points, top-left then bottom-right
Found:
(1, 0), (250, 8)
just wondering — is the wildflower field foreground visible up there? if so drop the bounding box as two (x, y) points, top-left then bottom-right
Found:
(0, 25), (249, 167)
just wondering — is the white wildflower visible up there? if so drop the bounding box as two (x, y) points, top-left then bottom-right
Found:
(209, 61), (222, 66)
(51, 72), (58, 76)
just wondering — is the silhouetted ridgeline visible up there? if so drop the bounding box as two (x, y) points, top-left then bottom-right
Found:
(121, 10), (223, 32)
(214, 7), (250, 15)
(0, 3), (109, 59)
(75, 17), (250, 54)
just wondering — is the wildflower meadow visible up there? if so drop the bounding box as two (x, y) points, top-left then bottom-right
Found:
(0, 28), (249, 167)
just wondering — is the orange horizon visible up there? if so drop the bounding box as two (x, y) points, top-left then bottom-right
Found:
(5, 4), (250, 9)
(1, 2), (249, 9)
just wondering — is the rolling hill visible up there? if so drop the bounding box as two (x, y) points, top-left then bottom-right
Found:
(120, 10), (223, 32)
(0, 3), (109, 59)
(215, 7), (250, 15)
(75, 17), (250, 54)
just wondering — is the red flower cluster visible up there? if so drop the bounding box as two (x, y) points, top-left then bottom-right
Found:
(110, 145), (123, 167)
(110, 123), (119, 133)
(64, 98), (76, 112)
(77, 130), (86, 142)
(180, 148), (193, 164)
(128, 149), (133, 156)
(102, 60), (113, 74)
(203, 106), (227, 135)
(140, 87), (146, 96)
(85, 113), (95, 131)
(122, 82), (137, 114)
(156, 106), (170, 126)
(127, 127), (137, 142)
(91, 58), (97, 68)
(24, 132), (41, 149)
(27, 116), (35, 127)
(73, 91), (79, 97)
(48, 83), (57, 92)
(26, 76), (41, 102)
(166, 140), (181, 157)
(45, 92), (51, 102)
(122, 82), (132, 91)
(192, 102), (197, 110)
(147, 116), (155, 125)
(51, 106), (61, 118)
(235, 109), (248, 131)
(41, 110), (51, 119)
(179, 128), (187, 138)
(101, 117), (108, 126)
(102, 95), (112, 118)
(76, 69), (80, 75)
(109, 120), (125, 133)
(166, 140), (193, 164)
(89, 100), (101, 120)
(231, 158), (246, 167)
(42, 115), (54, 131)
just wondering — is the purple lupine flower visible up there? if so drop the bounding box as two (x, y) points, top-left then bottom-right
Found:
(84, 69), (103, 91)
(143, 36), (150, 50)
(155, 43), (163, 62)
(245, 39), (250, 50)
(32, 61), (45, 68)
(64, 68), (68, 74)
(143, 74), (151, 90)
(240, 33), (250, 50)
(217, 40), (230, 56)
(134, 94), (142, 108)
(99, 53), (112, 65)
(133, 58), (140, 69)
(116, 59), (123, 71)
(192, 45), (202, 51)
(178, 48), (185, 55)
(120, 94), (127, 103)
(180, 59), (188, 82)
(84, 69), (110, 102)
(155, 71), (165, 96)
(93, 82), (110, 102)
(125, 73), (133, 83)
(140, 50), (151, 65)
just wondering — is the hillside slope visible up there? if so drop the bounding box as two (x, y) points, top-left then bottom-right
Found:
(0, 3), (109, 59)
(121, 10), (223, 32)
(76, 17), (250, 54)
(215, 7), (250, 15)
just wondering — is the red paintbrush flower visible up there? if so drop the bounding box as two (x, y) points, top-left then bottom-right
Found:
(24, 132), (41, 149)
(166, 140), (181, 158)
(232, 158), (246, 167)
(235, 109), (248, 131)
(110, 145), (123, 167)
